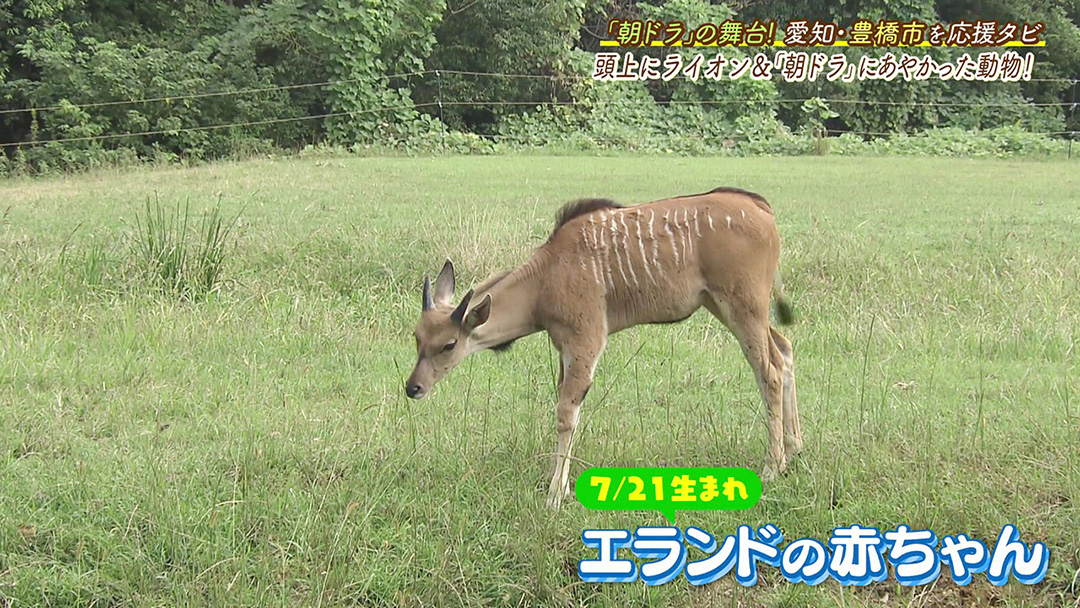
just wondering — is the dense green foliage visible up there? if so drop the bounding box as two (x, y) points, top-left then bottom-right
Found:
(1, 0), (1077, 172)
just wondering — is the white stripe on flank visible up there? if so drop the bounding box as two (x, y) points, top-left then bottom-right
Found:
(664, 211), (680, 266)
(581, 227), (599, 284)
(598, 214), (614, 292)
(618, 214), (640, 287)
(680, 208), (693, 258)
(687, 209), (695, 256)
(610, 215), (630, 289)
(693, 209), (702, 237)
(648, 209), (660, 271)
(741, 209), (746, 219)
(633, 215), (656, 285)
(589, 256), (601, 287)
(726, 215), (732, 228)
(707, 213), (715, 231)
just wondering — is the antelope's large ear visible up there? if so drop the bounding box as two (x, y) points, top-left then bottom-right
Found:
(434, 259), (455, 305)
(464, 293), (491, 332)
(450, 289), (474, 325)
(422, 276), (433, 311)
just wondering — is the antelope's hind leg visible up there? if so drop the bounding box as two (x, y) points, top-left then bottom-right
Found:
(703, 294), (786, 482)
(770, 327), (803, 462)
(545, 328), (606, 509)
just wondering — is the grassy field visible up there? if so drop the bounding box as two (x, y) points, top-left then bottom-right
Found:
(1, 155), (1078, 607)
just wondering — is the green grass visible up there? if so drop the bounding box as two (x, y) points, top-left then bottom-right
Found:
(1, 155), (1078, 607)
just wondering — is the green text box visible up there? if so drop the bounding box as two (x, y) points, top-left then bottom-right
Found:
(576, 467), (762, 522)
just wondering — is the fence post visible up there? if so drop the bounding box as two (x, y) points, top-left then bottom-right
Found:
(436, 70), (445, 147)
(436, 70), (445, 124)
(1070, 81), (1077, 159)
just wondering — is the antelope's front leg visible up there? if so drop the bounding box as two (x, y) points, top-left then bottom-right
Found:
(545, 351), (599, 509)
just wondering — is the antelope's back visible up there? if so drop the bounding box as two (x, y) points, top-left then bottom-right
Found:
(546, 188), (780, 331)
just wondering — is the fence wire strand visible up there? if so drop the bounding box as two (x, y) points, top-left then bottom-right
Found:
(0, 104), (436, 149)
(1, 68), (1077, 149)
(0, 69), (1076, 117)
(0, 71), (431, 117)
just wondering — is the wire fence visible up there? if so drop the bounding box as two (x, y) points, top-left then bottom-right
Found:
(1, 69), (1077, 118)
(0, 71), (431, 117)
(1, 69), (1077, 150)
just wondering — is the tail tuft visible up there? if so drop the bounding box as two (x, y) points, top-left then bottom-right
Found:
(772, 271), (795, 325)
(774, 298), (795, 326)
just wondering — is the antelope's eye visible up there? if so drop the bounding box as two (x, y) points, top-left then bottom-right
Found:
(441, 341), (457, 353)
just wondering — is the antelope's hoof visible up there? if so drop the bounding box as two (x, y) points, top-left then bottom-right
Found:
(785, 436), (804, 458)
(762, 460), (787, 483)
(545, 493), (563, 510)
(545, 480), (572, 510)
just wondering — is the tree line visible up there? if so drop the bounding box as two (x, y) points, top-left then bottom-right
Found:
(1, 0), (1077, 173)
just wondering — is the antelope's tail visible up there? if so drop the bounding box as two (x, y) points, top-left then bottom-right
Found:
(772, 272), (795, 326)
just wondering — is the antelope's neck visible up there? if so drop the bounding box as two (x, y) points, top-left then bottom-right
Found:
(467, 262), (543, 354)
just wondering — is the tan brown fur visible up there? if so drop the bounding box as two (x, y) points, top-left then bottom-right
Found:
(407, 188), (802, 508)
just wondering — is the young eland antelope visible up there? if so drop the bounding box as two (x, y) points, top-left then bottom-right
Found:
(406, 187), (802, 509)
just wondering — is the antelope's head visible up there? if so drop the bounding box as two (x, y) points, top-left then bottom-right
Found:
(405, 260), (491, 399)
